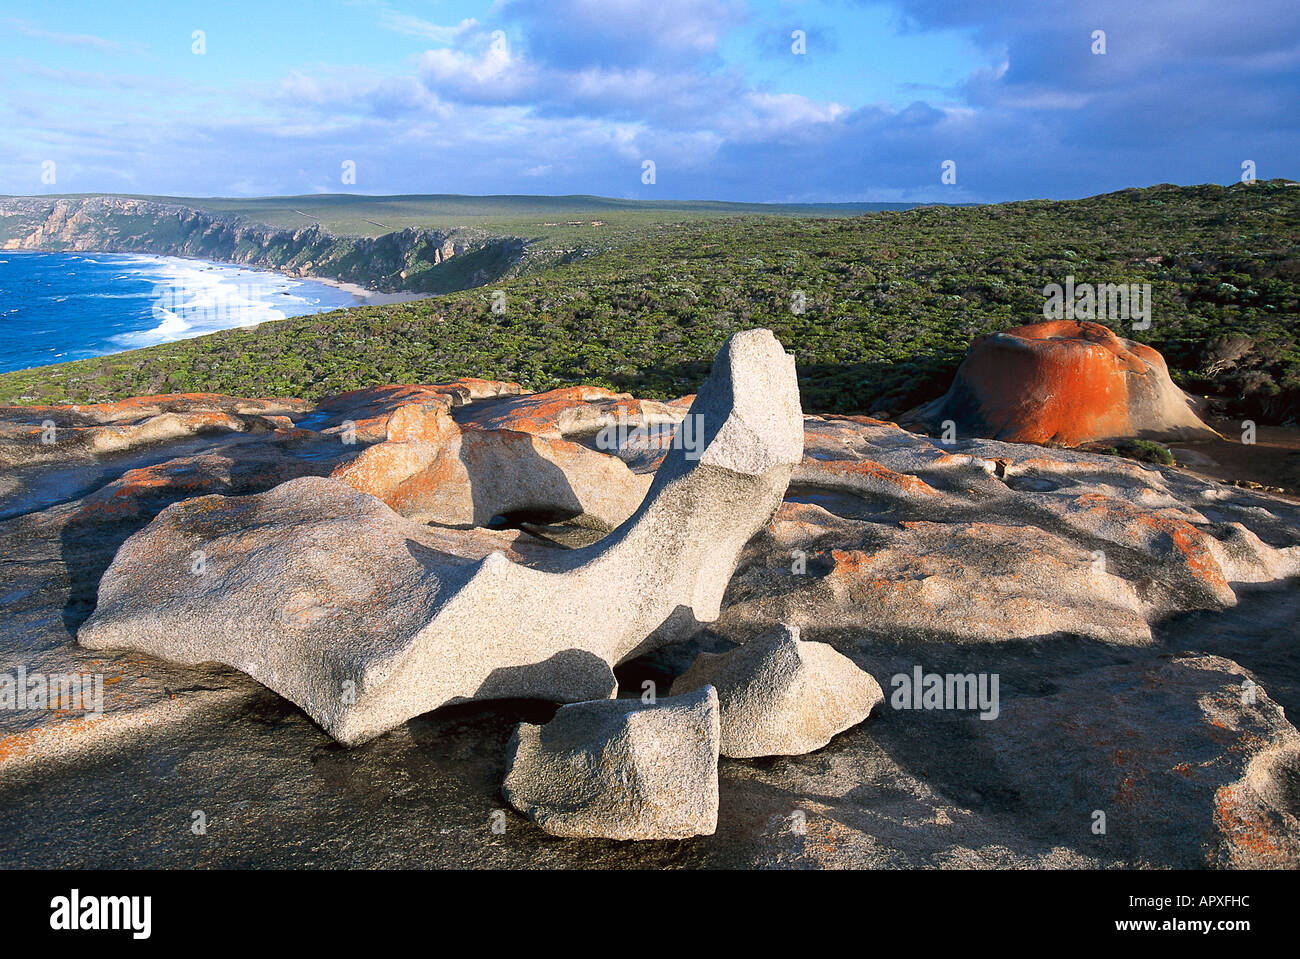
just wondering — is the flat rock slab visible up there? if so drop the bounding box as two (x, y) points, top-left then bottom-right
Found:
(671, 624), (883, 758)
(502, 686), (721, 840)
(985, 653), (1300, 868)
(721, 414), (1300, 646)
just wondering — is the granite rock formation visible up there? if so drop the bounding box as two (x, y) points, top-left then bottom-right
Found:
(76, 329), (804, 744)
(330, 400), (651, 530)
(671, 624), (883, 758)
(909, 320), (1220, 445)
(502, 686), (721, 840)
(1, 327), (1297, 866)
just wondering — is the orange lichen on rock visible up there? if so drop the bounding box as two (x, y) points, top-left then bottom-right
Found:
(463, 386), (632, 438)
(770, 500), (836, 533)
(824, 414), (901, 429)
(829, 548), (874, 573)
(1070, 492), (1230, 595)
(452, 385), (690, 445)
(1214, 784), (1286, 864)
(0, 392), (311, 427)
(908, 320), (1219, 446)
(70, 453), (314, 523)
(0, 717), (94, 766)
(315, 385), (462, 442)
(332, 406), (650, 530)
(797, 456), (940, 499)
(824, 549), (905, 591)
(435, 377), (523, 401)
(71, 463), (225, 522)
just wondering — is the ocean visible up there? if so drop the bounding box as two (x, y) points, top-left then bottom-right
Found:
(0, 251), (368, 374)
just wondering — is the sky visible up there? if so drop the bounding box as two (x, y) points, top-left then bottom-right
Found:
(1, 0), (1296, 203)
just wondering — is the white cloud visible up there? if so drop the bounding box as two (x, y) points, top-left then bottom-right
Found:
(3, 18), (119, 52)
(378, 12), (478, 44)
(347, 0), (479, 45)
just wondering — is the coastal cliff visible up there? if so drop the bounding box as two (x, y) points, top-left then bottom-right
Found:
(0, 195), (525, 294)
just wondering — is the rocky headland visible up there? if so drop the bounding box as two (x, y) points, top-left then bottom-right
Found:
(0, 196), (524, 294)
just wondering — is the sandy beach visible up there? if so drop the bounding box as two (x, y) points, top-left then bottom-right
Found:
(308, 275), (431, 305)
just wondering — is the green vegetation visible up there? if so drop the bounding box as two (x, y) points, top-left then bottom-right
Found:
(1087, 440), (1178, 466)
(1, 181), (1296, 421)
(1130, 440), (1178, 466)
(169, 192), (912, 240)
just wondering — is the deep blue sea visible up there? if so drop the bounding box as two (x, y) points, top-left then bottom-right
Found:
(0, 251), (366, 374)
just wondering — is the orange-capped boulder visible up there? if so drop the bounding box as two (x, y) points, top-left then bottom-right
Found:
(910, 320), (1219, 445)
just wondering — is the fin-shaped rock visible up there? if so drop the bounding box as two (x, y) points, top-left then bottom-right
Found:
(78, 329), (804, 745)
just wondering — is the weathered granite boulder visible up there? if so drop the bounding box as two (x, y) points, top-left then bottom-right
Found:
(0, 392), (310, 466)
(313, 381), (521, 442)
(457, 385), (686, 440)
(670, 624), (883, 757)
(331, 404), (650, 530)
(78, 329), (804, 744)
(909, 320), (1220, 445)
(502, 686), (721, 840)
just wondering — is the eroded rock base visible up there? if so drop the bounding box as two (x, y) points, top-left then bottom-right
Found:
(1, 350), (1297, 866)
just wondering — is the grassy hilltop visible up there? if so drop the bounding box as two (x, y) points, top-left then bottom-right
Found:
(1, 191), (906, 249)
(0, 181), (1296, 421)
(158, 193), (909, 242)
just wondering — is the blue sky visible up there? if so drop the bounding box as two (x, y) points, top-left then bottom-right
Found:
(1, 0), (1296, 202)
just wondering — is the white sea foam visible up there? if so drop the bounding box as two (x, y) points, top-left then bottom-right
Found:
(105, 255), (360, 348)
(0, 252), (366, 371)
(62, 291), (156, 300)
